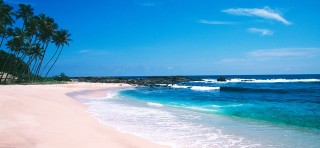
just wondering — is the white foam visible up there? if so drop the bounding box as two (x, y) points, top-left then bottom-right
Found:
(184, 106), (218, 112)
(147, 102), (164, 107)
(249, 79), (320, 83)
(168, 84), (190, 89)
(156, 84), (168, 86)
(168, 85), (221, 92)
(225, 104), (244, 107)
(190, 86), (220, 91)
(212, 104), (244, 108)
(79, 88), (320, 148)
(101, 91), (118, 99)
(212, 105), (223, 108)
(83, 99), (258, 148)
(73, 91), (119, 101)
(200, 78), (320, 83)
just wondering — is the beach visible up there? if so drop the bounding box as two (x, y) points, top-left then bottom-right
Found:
(0, 83), (168, 148)
(1, 77), (320, 148)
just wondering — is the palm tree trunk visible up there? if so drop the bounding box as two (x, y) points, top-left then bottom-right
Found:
(0, 53), (9, 83)
(0, 25), (7, 47)
(26, 55), (34, 81)
(41, 45), (59, 75)
(15, 53), (28, 82)
(0, 35), (5, 47)
(36, 42), (49, 76)
(31, 58), (38, 81)
(3, 51), (18, 83)
(0, 52), (13, 83)
(45, 46), (62, 77)
(0, 51), (11, 83)
(19, 55), (32, 82)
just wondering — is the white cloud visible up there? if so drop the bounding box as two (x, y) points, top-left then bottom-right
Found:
(216, 48), (320, 74)
(198, 20), (238, 25)
(222, 7), (291, 25)
(218, 48), (319, 64)
(248, 27), (273, 36)
(249, 48), (318, 57)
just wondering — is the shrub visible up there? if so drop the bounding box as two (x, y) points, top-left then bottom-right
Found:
(53, 73), (70, 81)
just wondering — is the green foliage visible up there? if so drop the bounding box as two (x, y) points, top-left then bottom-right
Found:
(0, 50), (30, 82)
(53, 73), (70, 81)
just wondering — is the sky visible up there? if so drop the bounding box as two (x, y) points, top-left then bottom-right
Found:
(4, 0), (320, 76)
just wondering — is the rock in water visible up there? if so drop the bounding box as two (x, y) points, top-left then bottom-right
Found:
(217, 77), (227, 82)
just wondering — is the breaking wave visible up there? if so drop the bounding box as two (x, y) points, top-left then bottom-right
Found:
(200, 78), (320, 83)
(147, 102), (164, 107)
(190, 86), (220, 91)
(168, 84), (220, 91)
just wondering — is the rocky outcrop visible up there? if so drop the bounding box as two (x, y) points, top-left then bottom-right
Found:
(73, 76), (200, 86)
(0, 72), (17, 83)
(217, 77), (227, 82)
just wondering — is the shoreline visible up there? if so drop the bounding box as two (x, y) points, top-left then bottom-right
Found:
(0, 83), (169, 148)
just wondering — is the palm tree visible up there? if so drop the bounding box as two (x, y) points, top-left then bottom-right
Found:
(0, 0), (14, 47)
(45, 29), (71, 77)
(35, 14), (58, 76)
(1, 0), (71, 83)
(29, 44), (44, 81)
(0, 27), (13, 83)
(2, 27), (26, 82)
(15, 4), (34, 31)
(25, 16), (39, 43)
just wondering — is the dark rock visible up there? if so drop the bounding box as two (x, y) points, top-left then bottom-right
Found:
(73, 76), (197, 86)
(217, 77), (227, 82)
(241, 79), (254, 82)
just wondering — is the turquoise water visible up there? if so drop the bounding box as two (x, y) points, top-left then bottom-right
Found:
(122, 75), (320, 130)
(79, 75), (320, 147)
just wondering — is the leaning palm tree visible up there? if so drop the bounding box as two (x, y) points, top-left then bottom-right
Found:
(1, 0), (71, 83)
(35, 14), (57, 76)
(30, 44), (44, 81)
(45, 29), (71, 77)
(25, 16), (39, 43)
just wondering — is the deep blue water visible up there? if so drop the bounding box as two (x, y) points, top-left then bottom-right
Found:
(121, 74), (320, 130)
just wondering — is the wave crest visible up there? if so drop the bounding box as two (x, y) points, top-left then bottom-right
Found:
(201, 78), (320, 83)
(168, 84), (190, 89)
(168, 84), (220, 91)
(190, 86), (220, 91)
(147, 102), (164, 107)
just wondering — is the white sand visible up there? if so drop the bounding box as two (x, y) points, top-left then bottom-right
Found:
(0, 83), (168, 148)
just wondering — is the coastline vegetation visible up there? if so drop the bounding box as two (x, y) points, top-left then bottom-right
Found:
(74, 76), (200, 86)
(53, 73), (70, 81)
(0, 0), (71, 84)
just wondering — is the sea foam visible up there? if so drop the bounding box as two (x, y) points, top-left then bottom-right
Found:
(201, 78), (320, 83)
(190, 86), (220, 91)
(168, 84), (190, 89)
(83, 97), (259, 148)
(79, 86), (320, 148)
(168, 84), (220, 91)
(147, 102), (164, 107)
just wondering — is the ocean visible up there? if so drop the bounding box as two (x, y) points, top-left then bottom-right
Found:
(79, 74), (320, 148)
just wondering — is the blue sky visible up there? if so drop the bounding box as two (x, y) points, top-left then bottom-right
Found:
(5, 0), (320, 76)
